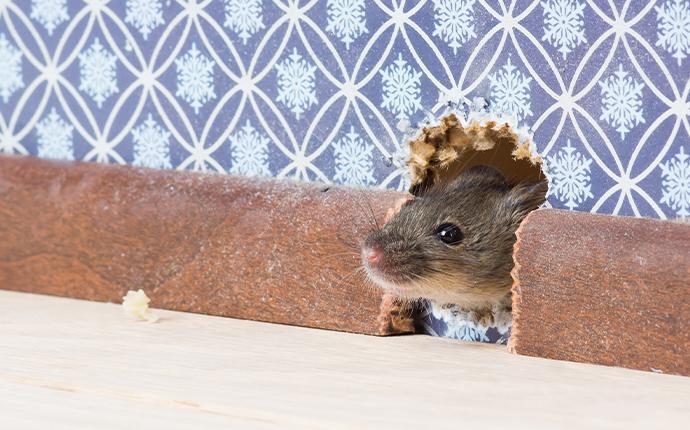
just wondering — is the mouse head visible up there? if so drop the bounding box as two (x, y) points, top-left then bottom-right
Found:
(361, 166), (547, 307)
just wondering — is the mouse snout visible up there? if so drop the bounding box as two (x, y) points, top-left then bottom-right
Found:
(362, 246), (383, 266)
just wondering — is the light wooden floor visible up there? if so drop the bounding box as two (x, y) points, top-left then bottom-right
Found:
(1, 291), (688, 429)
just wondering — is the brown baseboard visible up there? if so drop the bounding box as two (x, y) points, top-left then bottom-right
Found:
(510, 209), (690, 376)
(0, 155), (415, 335)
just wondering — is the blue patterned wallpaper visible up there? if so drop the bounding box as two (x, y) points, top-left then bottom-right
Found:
(0, 1), (688, 340)
(1, 0), (688, 218)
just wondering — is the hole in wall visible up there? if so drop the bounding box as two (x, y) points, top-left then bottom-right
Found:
(406, 112), (546, 195)
(389, 111), (548, 344)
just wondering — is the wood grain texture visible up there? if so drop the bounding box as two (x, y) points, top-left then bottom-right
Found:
(509, 209), (690, 375)
(0, 155), (414, 335)
(2, 291), (689, 430)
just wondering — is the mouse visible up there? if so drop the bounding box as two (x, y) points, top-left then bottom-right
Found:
(361, 165), (547, 323)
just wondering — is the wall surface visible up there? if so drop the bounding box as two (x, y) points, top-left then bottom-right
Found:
(1, 0), (688, 218)
(0, 0), (688, 341)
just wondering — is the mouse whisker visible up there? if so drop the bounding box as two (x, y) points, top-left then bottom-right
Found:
(359, 190), (381, 232)
(321, 251), (361, 258)
(345, 266), (387, 297)
(323, 265), (366, 291)
(349, 190), (381, 234)
(358, 265), (389, 295)
(339, 237), (367, 254)
(334, 232), (366, 253)
(318, 252), (361, 265)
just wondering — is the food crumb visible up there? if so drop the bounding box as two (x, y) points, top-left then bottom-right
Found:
(122, 289), (159, 323)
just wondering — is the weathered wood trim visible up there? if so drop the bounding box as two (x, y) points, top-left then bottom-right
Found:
(0, 155), (415, 335)
(509, 209), (690, 376)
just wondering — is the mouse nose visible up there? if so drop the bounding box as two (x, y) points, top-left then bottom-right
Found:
(364, 247), (382, 266)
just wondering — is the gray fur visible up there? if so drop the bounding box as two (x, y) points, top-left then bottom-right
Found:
(362, 166), (547, 311)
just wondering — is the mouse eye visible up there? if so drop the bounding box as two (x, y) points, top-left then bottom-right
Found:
(435, 223), (463, 245)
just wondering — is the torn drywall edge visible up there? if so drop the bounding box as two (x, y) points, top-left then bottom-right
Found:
(404, 110), (547, 197)
(507, 209), (530, 353)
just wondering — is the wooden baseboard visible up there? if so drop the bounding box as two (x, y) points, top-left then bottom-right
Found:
(5, 155), (688, 373)
(510, 209), (690, 376)
(0, 155), (415, 335)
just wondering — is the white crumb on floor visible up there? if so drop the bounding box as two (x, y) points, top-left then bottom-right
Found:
(122, 289), (159, 323)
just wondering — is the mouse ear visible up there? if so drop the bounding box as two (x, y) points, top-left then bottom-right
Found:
(505, 179), (548, 226)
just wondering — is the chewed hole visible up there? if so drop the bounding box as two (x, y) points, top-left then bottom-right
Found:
(388, 112), (549, 345)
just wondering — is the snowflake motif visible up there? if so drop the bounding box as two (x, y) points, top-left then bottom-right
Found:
(380, 53), (422, 120)
(332, 126), (376, 186)
(224, 0), (265, 45)
(431, 0), (477, 55)
(175, 43), (216, 115)
(30, 0), (69, 35)
(659, 146), (690, 217)
(655, 0), (690, 66)
(0, 33), (23, 103)
(275, 48), (318, 120)
(545, 139), (593, 210)
(599, 64), (645, 140)
(125, 0), (165, 40)
(35, 108), (74, 161)
(131, 114), (172, 169)
(447, 320), (490, 342)
(430, 304), (490, 342)
(326, 0), (368, 50)
(228, 120), (271, 177)
(487, 58), (533, 122)
(541, 0), (587, 60)
(78, 38), (118, 109)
